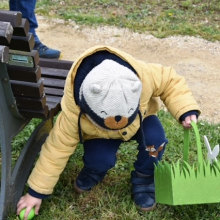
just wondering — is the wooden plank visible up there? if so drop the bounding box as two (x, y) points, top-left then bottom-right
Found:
(41, 67), (68, 79)
(46, 96), (62, 117)
(46, 96), (62, 103)
(15, 95), (46, 110)
(0, 21), (13, 45)
(39, 58), (73, 70)
(18, 105), (49, 119)
(0, 10), (22, 27)
(7, 65), (41, 83)
(13, 18), (29, 37)
(0, 46), (9, 63)
(9, 33), (34, 52)
(46, 101), (61, 116)
(10, 79), (44, 98)
(8, 49), (39, 68)
(42, 77), (65, 89)
(44, 86), (64, 97)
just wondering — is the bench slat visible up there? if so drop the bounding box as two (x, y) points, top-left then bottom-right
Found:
(42, 77), (65, 89)
(9, 33), (34, 52)
(16, 95), (46, 110)
(44, 86), (64, 97)
(0, 10), (22, 27)
(10, 79), (44, 98)
(18, 105), (49, 119)
(46, 95), (62, 103)
(7, 65), (41, 83)
(41, 67), (68, 79)
(46, 100), (61, 116)
(0, 21), (13, 44)
(13, 18), (29, 37)
(39, 58), (73, 70)
(46, 96), (62, 116)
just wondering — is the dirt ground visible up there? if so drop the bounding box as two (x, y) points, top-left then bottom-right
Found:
(36, 16), (220, 124)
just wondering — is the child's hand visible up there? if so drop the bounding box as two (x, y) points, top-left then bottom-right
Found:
(17, 193), (42, 220)
(181, 114), (197, 129)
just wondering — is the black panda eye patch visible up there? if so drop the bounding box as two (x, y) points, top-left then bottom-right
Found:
(101, 111), (108, 115)
(128, 108), (134, 113)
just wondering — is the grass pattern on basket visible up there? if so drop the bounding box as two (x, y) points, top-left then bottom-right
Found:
(155, 159), (220, 205)
(155, 121), (220, 206)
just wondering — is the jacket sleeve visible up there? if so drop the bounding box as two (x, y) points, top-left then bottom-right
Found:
(27, 111), (79, 195)
(148, 64), (201, 121)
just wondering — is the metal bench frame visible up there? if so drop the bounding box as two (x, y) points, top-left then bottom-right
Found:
(0, 62), (53, 219)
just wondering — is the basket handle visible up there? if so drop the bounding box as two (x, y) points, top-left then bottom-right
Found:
(183, 121), (203, 164)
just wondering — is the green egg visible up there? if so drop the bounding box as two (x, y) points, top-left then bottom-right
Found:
(19, 208), (35, 220)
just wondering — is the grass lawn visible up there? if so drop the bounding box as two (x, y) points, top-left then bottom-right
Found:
(5, 111), (220, 220)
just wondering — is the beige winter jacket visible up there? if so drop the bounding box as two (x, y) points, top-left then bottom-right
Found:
(28, 45), (200, 195)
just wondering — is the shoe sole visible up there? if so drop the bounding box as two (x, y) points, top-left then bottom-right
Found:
(58, 53), (63, 60)
(137, 202), (156, 212)
(73, 181), (87, 194)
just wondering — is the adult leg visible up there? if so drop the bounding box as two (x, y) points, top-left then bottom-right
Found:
(9, 0), (39, 42)
(131, 115), (168, 211)
(9, 0), (61, 59)
(74, 138), (122, 193)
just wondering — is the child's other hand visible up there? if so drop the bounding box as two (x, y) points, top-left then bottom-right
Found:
(17, 193), (42, 220)
(181, 114), (197, 129)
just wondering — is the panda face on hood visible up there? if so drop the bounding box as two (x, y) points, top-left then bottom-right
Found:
(79, 59), (142, 130)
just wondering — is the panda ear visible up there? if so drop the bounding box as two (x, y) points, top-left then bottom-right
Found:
(90, 84), (101, 94)
(132, 81), (141, 92)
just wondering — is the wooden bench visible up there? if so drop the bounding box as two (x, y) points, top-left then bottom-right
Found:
(0, 10), (73, 219)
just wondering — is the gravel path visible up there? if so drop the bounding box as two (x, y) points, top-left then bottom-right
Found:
(37, 16), (220, 124)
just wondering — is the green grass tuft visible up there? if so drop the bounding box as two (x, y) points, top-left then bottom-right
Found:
(35, 0), (220, 41)
(1, 0), (219, 41)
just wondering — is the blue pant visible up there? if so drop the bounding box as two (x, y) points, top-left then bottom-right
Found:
(83, 115), (168, 176)
(9, 0), (40, 43)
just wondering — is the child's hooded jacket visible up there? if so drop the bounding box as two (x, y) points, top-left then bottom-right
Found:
(28, 45), (200, 195)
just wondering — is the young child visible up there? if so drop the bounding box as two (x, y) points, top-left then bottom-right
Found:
(17, 45), (200, 218)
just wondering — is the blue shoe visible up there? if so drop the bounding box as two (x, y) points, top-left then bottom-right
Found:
(131, 171), (156, 211)
(74, 167), (107, 193)
(34, 42), (61, 59)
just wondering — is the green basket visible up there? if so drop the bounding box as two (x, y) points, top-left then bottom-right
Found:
(155, 121), (220, 205)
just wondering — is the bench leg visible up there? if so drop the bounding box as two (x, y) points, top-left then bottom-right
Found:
(11, 119), (53, 208)
(0, 118), (53, 220)
(0, 130), (14, 220)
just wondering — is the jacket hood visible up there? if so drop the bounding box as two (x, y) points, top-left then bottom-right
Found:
(61, 45), (146, 144)
(61, 45), (148, 120)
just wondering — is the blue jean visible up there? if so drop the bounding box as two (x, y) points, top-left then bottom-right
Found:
(83, 115), (168, 176)
(9, 0), (40, 43)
